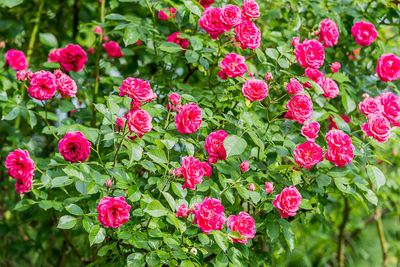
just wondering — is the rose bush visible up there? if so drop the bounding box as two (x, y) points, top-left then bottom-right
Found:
(1, 0), (400, 266)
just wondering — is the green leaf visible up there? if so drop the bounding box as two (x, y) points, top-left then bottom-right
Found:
(57, 215), (77, 229)
(212, 230), (228, 252)
(185, 50), (199, 63)
(265, 48), (279, 60)
(2, 107), (19, 120)
(223, 135), (247, 158)
(0, 0), (23, 8)
(89, 225), (106, 246)
(39, 33), (58, 47)
(308, 80), (324, 95)
(280, 220), (295, 251)
(367, 165), (386, 191)
(162, 191), (176, 211)
(183, 1), (202, 17)
(216, 254), (229, 267)
(147, 148), (167, 164)
(144, 200), (168, 217)
(160, 42), (183, 53)
(331, 72), (351, 83)
(127, 142), (143, 162)
(267, 222), (280, 240)
(317, 174), (331, 187)
(127, 253), (145, 267)
(342, 93), (356, 112)
(124, 28), (139, 46)
(172, 182), (186, 198)
(65, 203), (84, 216)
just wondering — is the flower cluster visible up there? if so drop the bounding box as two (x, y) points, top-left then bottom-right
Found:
(5, 149), (35, 194)
(325, 130), (354, 167)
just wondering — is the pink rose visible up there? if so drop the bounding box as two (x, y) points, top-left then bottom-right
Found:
(97, 196), (131, 228)
(202, 161), (212, 178)
(5, 49), (28, 70)
(234, 19), (261, 50)
(158, 10), (169, 20)
(285, 94), (313, 124)
(220, 53), (247, 78)
(87, 47), (94, 54)
(380, 92), (400, 123)
(119, 77), (154, 102)
(169, 92), (181, 105)
(0, 41), (5, 48)
(94, 26), (103, 35)
(57, 73), (77, 98)
(58, 131), (91, 163)
(5, 149), (35, 181)
(198, 0), (215, 8)
(48, 48), (63, 62)
(227, 212), (256, 244)
(16, 70), (27, 81)
(218, 70), (228, 80)
(265, 182), (274, 193)
(303, 68), (325, 88)
(15, 176), (33, 194)
(106, 179), (112, 188)
(325, 129), (354, 167)
(376, 54), (400, 82)
(208, 155), (218, 164)
(115, 117), (125, 132)
(176, 204), (189, 218)
(241, 0), (260, 20)
(351, 21), (377, 47)
(265, 72), (273, 82)
(242, 78), (268, 102)
(301, 121), (320, 141)
(103, 41), (123, 58)
(27, 70), (58, 100)
(292, 37), (300, 47)
(249, 183), (255, 191)
(293, 141), (323, 169)
(124, 108), (153, 138)
(286, 78), (304, 95)
(240, 161), (250, 173)
(205, 130), (228, 161)
(180, 156), (204, 190)
(362, 114), (391, 143)
(331, 62), (341, 73)
(358, 96), (382, 116)
(59, 44), (87, 72)
(273, 186), (302, 218)
(318, 19), (339, 47)
(193, 197), (226, 233)
(221, 5), (242, 30)
(167, 32), (189, 50)
(199, 7), (224, 40)
(175, 103), (202, 134)
(295, 39), (325, 69)
(322, 77), (339, 99)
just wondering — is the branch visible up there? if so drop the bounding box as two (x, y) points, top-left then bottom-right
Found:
(337, 198), (350, 267)
(376, 207), (389, 267)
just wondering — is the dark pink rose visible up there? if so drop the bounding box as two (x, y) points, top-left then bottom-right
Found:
(119, 77), (154, 102)
(205, 130), (228, 161)
(234, 19), (261, 50)
(193, 197), (226, 233)
(301, 121), (320, 141)
(220, 53), (247, 78)
(16, 70), (27, 81)
(292, 37), (300, 47)
(58, 131), (91, 163)
(295, 39), (325, 69)
(221, 4), (242, 30)
(376, 54), (400, 82)
(158, 10), (169, 20)
(303, 68), (325, 88)
(124, 108), (152, 138)
(176, 204), (189, 218)
(362, 114), (391, 143)
(249, 183), (255, 191)
(48, 48), (63, 62)
(331, 62), (341, 73)
(202, 161), (212, 178)
(294, 141), (323, 169)
(208, 155), (218, 164)
(59, 44), (87, 72)
(325, 129), (354, 167)
(318, 19), (339, 47)
(115, 117), (125, 133)
(240, 160), (249, 173)
(322, 77), (339, 99)
(265, 182), (274, 193)
(265, 72), (273, 81)
(181, 156), (205, 190)
(199, 7), (224, 40)
(175, 103), (202, 134)
(97, 196), (131, 228)
(5, 149), (35, 181)
(241, 0), (260, 20)
(5, 49), (28, 70)
(351, 21), (377, 47)
(94, 26), (103, 35)
(242, 78), (268, 102)
(359, 96), (382, 116)
(169, 92), (181, 105)
(167, 32), (189, 50)
(106, 179), (112, 188)
(227, 212), (256, 244)
(57, 73), (77, 98)
(103, 41), (123, 58)
(285, 94), (313, 124)
(380, 92), (400, 123)
(218, 70), (228, 80)
(28, 70), (58, 100)
(15, 176), (33, 194)
(273, 186), (302, 218)
(286, 78), (304, 95)
(198, 0), (215, 8)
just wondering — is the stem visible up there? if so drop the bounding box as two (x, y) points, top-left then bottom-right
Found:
(42, 101), (59, 140)
(164, 110), (171, 129)
(113, 124), (128, 166)
(92, 0), (106, 127)
(337, 198), (350, 267)
(145, 0), (158, 56)
(376, 207), (388, 267)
